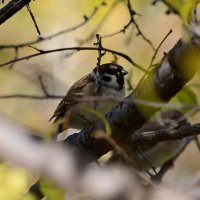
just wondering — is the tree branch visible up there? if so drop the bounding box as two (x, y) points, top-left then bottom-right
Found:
(132, 123), (199, 145)
(0, 0), (31, 25)
(26, 3), (41, 35)
(126, 0), (155, 50)
(0, 94), (63, 99)
(65, 38), (199, 167)
(0, 0), (106, 49)
(0, 46), (146, 72)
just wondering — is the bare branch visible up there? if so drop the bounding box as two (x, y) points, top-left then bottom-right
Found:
(126, 0), (155, 50)
(28, 45), (45, 53)
(0, 94), (196, 114)
(132, 123), (200, 145)
(0, 0), (31, 25)
(26, 3), (41, 35)
(9, 47), (18, 69)
(38, 75), (50, 97)
(76, 0), (121, 46)
(102, 0), (155, 46)
(102, 19), (132, 38)
(0, 1), (107, 50)
(93, 34), (106, 98)
(0, 94), (63, 99)
(0, 46), (146, 72)
(148, 29), (173, 69)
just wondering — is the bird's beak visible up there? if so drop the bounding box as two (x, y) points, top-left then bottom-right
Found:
(122, 69), (128, 76)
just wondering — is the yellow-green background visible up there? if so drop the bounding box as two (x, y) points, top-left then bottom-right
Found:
(0, 0), (199, 198)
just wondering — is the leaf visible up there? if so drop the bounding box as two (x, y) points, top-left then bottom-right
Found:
(40, 179), (65, 200)
(176, 86), (197, 105)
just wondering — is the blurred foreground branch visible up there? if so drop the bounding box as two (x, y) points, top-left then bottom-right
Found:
(0, 117), (146, 200)
(0, 116), (197, 200)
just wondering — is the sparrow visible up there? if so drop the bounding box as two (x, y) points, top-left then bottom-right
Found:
(135, 110), (190, 170)
(49, 63), (128, 136)
(108, 110), (190, 171)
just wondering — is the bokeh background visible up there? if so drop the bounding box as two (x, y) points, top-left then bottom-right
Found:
(0, 0), (199, 194)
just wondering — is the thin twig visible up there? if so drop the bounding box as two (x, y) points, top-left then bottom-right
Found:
(148, 29), (172, 69)
(76, 0), (121, 46)
(0, 1), (106, 50)
(95, 131), (139, 169)
(63, 0), (120, 59)
(38, 75), (49, 96)
(0, 94), (63, 99)
(9, 47), (18, 69)
(137, 146), (158, 175)
(26, 3), (41, 35)
(94, 34), (106, 92)
(64, 0), (123, 59)
(126, 0), (155, 51)
(92, 34), (106, 108)
(102, 19), (132, 38)
(0, 0), (31, 25)
(139, 29), (173, 84)
(0, 94), (196, 112)
(0, 46), (146, 72)
(28, 45), (45, 53)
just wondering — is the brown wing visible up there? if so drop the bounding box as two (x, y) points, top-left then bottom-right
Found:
(49, 74), (92, 122)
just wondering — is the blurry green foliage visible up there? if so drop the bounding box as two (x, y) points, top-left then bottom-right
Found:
(40, 179), (65, 200)
(176, 86), (197, 105)
(162, 0), (198, 24)
(0, 164), (35, 200)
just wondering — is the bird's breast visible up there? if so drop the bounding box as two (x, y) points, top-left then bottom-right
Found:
(69, 87), (125, 129)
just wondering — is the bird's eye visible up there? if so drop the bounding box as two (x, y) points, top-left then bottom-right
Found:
(101, 76), (111, 82)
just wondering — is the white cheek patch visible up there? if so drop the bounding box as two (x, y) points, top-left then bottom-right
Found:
(102, 73), (118, 88)
(109, 75), (117, 86)
(91, 71), (119, 89)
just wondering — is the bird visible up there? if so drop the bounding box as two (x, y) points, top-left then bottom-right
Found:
(135, 109), (190, 170)
(49, 63), (128, 138)
(108, 110), (190, 171)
